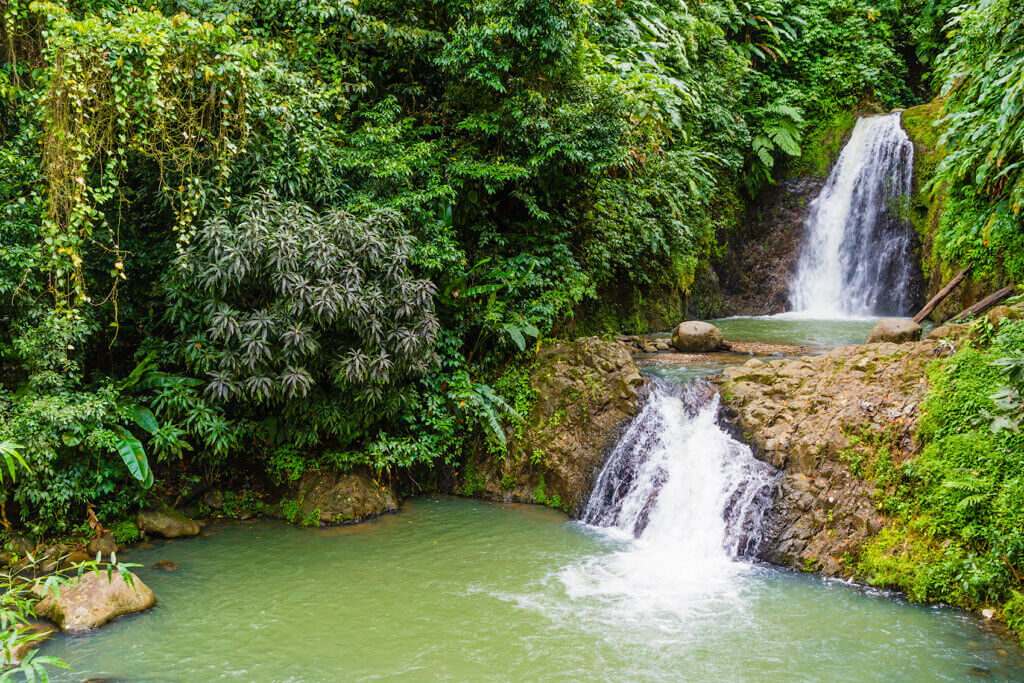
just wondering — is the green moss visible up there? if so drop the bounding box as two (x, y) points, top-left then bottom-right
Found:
(786, 109), (857, 178)
(456, 460), (488, 496)
(532, 474), (569, 513)
(110, 520), (142, 546)
(279, 497), (302, 524)
(852, 327), (1024, 642)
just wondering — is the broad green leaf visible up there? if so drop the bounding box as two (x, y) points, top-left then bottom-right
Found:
(111, 426), (154, 488)
(132, 405), (160, 434)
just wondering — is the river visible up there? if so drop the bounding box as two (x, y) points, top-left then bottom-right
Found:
(42, 316), (1024, 681)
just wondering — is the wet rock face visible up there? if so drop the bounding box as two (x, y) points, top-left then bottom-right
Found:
(716, 177), (825, 316)
(866, 318), (921, 344)
(671, 321), (724, 352)
(34, 570), (156, 632)
(291, 470), (398, 525)
(717, 340), (949, 576)
(469, 338), (645, 514)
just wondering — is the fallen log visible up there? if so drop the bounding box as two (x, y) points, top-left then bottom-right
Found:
(952, 285), (1016, 321)
(913, 267), (970, 323)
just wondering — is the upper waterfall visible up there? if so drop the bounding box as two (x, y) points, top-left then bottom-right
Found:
(788, 113), (918, 317)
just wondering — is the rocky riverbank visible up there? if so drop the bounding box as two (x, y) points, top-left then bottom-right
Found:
(717, 339), (946, 575)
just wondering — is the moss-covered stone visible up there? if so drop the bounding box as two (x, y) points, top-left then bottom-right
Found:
(464, 338), (645, 514)
(902, 99), (1005, 322)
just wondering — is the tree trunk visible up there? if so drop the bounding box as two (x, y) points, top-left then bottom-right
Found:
(913, 267), (970, 323)
(952, 285), (1016, 321)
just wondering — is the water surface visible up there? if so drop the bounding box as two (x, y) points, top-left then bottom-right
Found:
(44, 498), (1024, 681)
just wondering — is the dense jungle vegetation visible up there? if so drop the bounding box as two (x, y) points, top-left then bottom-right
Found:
(0, 0), (1020, 548)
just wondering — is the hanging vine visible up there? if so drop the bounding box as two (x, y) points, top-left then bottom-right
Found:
(32, 1), (258, 310)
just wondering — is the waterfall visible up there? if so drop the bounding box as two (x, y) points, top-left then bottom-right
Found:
(559, 379), (776, 618)
(579, 379), (776, 559)
(789, 112), (918, 317)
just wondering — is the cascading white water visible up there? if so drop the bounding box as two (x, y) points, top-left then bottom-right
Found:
(559, 380), (776, 621)
(789, 112), (918, 317)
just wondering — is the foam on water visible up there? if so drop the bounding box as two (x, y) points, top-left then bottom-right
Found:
(558, 380), (777, 626)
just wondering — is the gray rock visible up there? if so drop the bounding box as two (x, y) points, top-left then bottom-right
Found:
(866, 318), (921, 344)
(34, 570), (155, 632)
(292, 471), (399, 525)
(463, 337), (645, 513)
(926, 322), (971, 341)
(671, 321), (724, 352)
(86, 532), (118, 558)
(136, 509), (200, 538)
(8, 534), (34, 556)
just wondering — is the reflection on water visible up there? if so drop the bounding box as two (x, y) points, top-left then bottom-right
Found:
(711, 314), (881, 348)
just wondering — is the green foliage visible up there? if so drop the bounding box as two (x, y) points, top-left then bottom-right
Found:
(0, 441), (29, 485)
(455, 460), (487, 497)
(0, 0), (985, 543)
(927, 0), (1024, 282)
(110, 519), (142, 546)
(856, 322), (1024, 639)
(532, 474), (567, 513)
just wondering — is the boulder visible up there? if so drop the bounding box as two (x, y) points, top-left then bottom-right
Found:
(86, 532), (118, 557)
(465, 337), (646, 512)
(292, 471), (398, 525)
(34, 570), (155, 632)
(63, 550), (92, 566)
(136, 509), (200, 538)
(926, 322), (971, 341)
(154, 560), (179, 571)
(201, 489), (225, 510)
(7, 534), (34, 556)
(671, 321), (724, 352)
(866, 318), (921, 344)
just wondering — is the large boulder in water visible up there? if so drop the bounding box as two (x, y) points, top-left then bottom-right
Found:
(290, 470), (398, 525)
(34, 570), (155, 632)
(136, 508), (200, 538)
(671, 321), (724, 352)
(462, 338), (645, 513)
(866, 318), (921, 344)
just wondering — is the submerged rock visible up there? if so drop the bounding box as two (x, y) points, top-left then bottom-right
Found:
(136, 509), (200, 538)
(154, 560), (179, 571)
(465, 337), (645, 513)
(671, 321), (724, 352)
(1, 621), (53, 667)
(291, 471), (398, 525)
(34, 570), (155, 632)
(866, 318), (921, 343)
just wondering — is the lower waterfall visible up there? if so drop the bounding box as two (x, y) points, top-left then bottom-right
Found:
(558, 379), (777, 621)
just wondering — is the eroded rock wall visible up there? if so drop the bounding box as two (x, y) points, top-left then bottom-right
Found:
(717, 340), (950, 575)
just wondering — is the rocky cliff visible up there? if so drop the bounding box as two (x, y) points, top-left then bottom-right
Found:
(717, 340), (949, 575)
